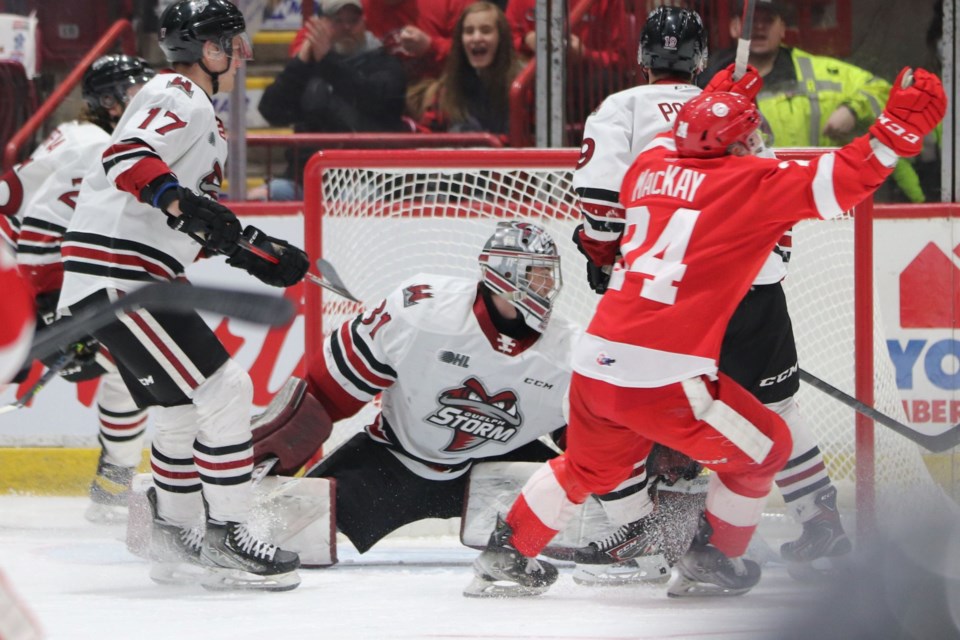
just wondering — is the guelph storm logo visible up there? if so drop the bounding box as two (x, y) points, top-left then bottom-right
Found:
(426, 377), (522, 452)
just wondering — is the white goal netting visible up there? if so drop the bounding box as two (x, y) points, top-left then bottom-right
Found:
(304, 148), (946, 527)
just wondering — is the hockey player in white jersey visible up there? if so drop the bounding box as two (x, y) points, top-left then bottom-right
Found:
(251, 221), (577, 562)
(0, 54), (156, 524)
(569, 6), (850, 585)
(58, 0), (309, 591)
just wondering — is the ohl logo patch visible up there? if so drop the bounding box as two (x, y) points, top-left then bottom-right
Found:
(426, 377), (522, 452)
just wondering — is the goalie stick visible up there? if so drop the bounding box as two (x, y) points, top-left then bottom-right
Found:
(733, 0), (756, 81)
(26, 282), (295, 364)
(799, 368), (960, 453)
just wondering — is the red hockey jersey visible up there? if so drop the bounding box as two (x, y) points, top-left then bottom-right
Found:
(572, 134), (894, 388)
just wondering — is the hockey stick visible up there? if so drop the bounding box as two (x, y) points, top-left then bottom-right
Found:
(26, 282), (295, 364)
(236, 238), (360, 303)
(799, 368), (960, 453)
(733, 0), (757, 80)
(0, 352), (74, 415)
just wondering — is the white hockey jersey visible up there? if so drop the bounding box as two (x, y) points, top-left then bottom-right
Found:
(310, 275), (579, 480)
(0, 122), (111, 295)
(59, 71), (228, 308)
(572, 81), (789, 284)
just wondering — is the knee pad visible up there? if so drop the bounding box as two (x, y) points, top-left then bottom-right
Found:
(252, 377), (333, 475)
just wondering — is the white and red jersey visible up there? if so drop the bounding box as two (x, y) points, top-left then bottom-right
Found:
(573, 134), (894, 388)
(572, 81), (791, 284)
(0, 244), (34, 384)
(308, 275), (578, 480)
(59, 71), (228, 309)
(0, 122), (111, 296)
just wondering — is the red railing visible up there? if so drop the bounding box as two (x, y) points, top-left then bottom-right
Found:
(2, 19), (136, 170)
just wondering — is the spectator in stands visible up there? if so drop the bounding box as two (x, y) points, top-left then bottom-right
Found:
(698, 0), (926, 202)
(288, 0), (472, 83)
(258, 0), (407, 200)
(408, 2), (522, 136)
(506, 0), (627, 69)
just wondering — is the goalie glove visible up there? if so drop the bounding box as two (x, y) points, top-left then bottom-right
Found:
(163, 186), (242, 254)
(704, 63), (763, 101)
(227, 225), (310, 288)
(571, 225), (612, 295)
(868, 67), (946, 158)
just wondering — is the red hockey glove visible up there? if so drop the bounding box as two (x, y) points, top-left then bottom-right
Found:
(572, 225), (611, 294)
(704, 63), (763, 101)
(227, 225), (309, 288)
(869, 67), (946, 157)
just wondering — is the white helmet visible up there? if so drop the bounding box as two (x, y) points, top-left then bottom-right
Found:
(479, 221), (562, 333)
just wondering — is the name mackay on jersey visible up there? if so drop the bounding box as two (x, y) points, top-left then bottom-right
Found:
(629, 166), (706, 203)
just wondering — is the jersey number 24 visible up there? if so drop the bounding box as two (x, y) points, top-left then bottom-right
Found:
(621, 205), (700, 305)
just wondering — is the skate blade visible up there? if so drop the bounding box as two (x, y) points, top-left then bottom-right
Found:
(462, 576), (550, 598)
(84, 502), (129, 525)
(201, 568), (301, 592)
(665, 570), (753, 598)
(572, 555), (671, 587)
(149, 561), (208, 586)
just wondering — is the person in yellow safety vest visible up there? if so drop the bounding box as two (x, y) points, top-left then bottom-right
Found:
(698, 0), (926, 202)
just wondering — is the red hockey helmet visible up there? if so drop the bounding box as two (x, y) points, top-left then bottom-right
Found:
(673, 91), (762, 158)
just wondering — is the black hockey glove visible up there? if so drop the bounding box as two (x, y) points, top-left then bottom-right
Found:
(165, 187), (241, 254)
(647, 443), (703, 487)
(571, 225), (611, 294)
(32, 290), (105, 381)
(226, 225), (310, 288)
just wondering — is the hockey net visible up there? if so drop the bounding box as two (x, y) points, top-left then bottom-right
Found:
(302, 148), (944, 530)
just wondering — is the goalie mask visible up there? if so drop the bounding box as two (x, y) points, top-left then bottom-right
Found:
(479, 221), (562, 333)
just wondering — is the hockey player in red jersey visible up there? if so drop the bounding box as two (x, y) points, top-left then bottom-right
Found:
(0, 245), (34, 386)
(58, 0), (309, 591)
(569, 6), (851, 585)
(0, 54), (156, 524)
(468, 67), (946, 597)
(251, 221), (577, 562)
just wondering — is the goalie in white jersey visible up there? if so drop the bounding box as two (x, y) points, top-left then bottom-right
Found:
(58, 0), (309, 591)
(251, 221), (577, 561)
(567, 5), (850, 586)
(0, 54), (156, 525)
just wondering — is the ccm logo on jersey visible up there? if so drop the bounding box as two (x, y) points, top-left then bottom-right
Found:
(427, 377), (521, 452)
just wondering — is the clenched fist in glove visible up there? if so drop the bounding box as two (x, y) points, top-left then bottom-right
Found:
(572, 225), (612, 294)
(165, 187), (242, 254)
(704, 63), (763, 101)
(227, 225), (310, 288)
(869, 67), (946, 157)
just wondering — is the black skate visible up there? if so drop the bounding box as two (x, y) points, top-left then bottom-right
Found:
(464, 515), (559, 598)
(667, 516), (761, 598)
(146, 487), (207, 585)
(200, 520), (301, 592)
(85, 454), (135, 525)
(780, 486), (852, 581)
(572, 516), (670, 586)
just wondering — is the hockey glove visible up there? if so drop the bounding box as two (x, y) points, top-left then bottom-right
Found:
(165, 187), (242, 254)
(704, 63), (763, 101)
(572, 225), (611, 294)
(869, 67), (946, 157)
(226, 225), (310, 288)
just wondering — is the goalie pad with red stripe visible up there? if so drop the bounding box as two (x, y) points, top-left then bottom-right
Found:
(251, 377), (333, 475)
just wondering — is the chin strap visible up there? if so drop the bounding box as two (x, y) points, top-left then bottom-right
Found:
(199, 60), (221, 94)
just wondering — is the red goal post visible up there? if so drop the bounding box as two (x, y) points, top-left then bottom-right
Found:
(302, 147), (938, 534)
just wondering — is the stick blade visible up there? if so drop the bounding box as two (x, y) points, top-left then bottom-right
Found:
(315, 259), (360, 302)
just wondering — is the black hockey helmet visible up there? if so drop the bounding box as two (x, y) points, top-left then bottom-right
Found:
(638, 6), (708, 76)
(82, 54), (155, 110)
(159, 0), (250, 64)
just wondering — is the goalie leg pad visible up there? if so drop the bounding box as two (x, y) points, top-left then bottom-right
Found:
(252, 377), (333, 475)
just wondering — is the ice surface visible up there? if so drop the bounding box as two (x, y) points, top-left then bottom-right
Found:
(0, 497), (823, 640)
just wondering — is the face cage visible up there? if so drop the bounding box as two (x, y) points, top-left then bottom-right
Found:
(480, 252), (562, 333)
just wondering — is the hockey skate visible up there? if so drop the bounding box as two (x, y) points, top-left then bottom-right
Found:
(200, 520), (301, 592)
(146, 487), (207, 585)
(667, 516), (761, 598)
(572, 516), (670, 586)
(464, 515), (559, 598)
(780, 486), (852, 582)
(84, 454), (135, 524)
